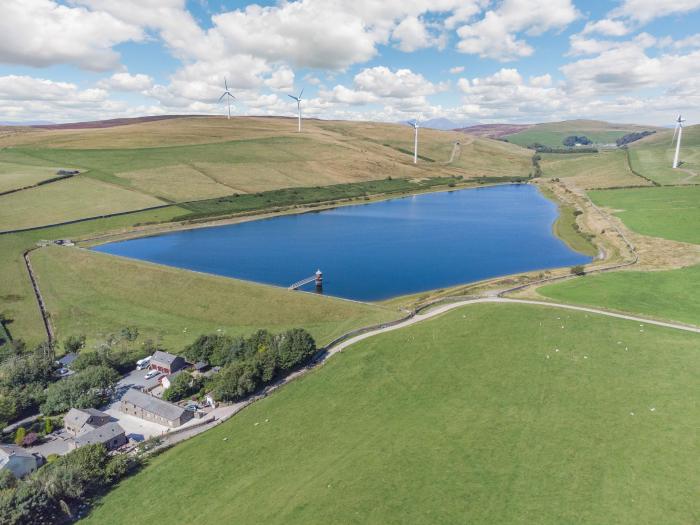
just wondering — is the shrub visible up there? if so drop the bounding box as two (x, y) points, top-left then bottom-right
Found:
(14, 426), (26, 446)
(571, 265), (586, 276)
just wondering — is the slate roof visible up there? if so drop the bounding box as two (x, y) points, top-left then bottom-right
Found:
(65, 407), (109, 429)
(122, 388), (187, 421)
(74, 422), (125, 447)
(151, 350), (180, 366)
(0, 444), (35, 460)
(57, 353), (78, 368)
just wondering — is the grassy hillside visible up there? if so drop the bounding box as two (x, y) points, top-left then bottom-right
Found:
(628, 124), (700, 185)
(504, 120), (656, 148)
(29, 246), (399, 349)
(540, 149), (650, 188)
(589, 186), (700, 244)
(538, 265), (700, 326)
(84, 303), (700, 525)
(0, 117), (532, 231)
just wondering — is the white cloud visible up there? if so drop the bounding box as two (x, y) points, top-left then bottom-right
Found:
(611, 0), (700, 23)
(264, 68), (295, 91)
(392, 16), (434, 52)
(449, 66), (465, 74)
(455, 0), (579, 61)
(456, 68), (566, 120)
(581, 19), (630, 37)
(353, 66), (440, 98)
(0, 0), (143, 70)
(98, 72), (153, 91)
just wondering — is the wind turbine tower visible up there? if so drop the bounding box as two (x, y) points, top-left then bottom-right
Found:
(288, 88), (304, 132)
(410, 119), (420, 164)
(218, 78), (236, 119)
(672, 114), (685, 169)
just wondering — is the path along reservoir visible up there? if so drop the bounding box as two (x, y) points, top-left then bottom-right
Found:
(93, 184), (591, 301)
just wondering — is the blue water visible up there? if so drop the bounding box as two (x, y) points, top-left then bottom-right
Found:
(93, 185), (591, 301)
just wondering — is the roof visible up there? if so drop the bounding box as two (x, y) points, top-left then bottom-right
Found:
(65, 407), (109, 428)
(122, 388), (187, 421)
(0, 444), (35, 460)
(151, 350), (181, 366)
(74, 422), (125, 447)
(58, 353), (78, 367)
(193, 361), (209, 371)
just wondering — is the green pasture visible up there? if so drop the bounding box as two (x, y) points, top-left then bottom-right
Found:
(84, 303), (700, 525)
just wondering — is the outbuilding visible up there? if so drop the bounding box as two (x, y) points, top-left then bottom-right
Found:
(64, 407), (111, 436)
(72, 422), (127, 451)
(149, 351), (186, 375)
(120, 388), (193, 428)
(0, 445), (42, 478)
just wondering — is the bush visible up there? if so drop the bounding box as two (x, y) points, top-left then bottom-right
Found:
(162, 372), (202, 402)
(14, 426), (26, 446)
(571, 265), (586, 276)
(63, 335), (86, 354)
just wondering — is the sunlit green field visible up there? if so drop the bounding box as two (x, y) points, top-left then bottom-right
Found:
(84, 303), (700, 525)
(589, 186), (700, 244)
(538, 265), (700, 326)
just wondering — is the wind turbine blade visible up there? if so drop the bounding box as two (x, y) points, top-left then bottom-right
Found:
(218, 93), (226, 102)
(288, 94), (298, 101)
(225, 78), (228, 91)
(299, 87), (304, 99)
(671, 124), (678, 144)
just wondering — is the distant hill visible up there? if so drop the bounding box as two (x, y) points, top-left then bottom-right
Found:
(500, 120), (660, 148)
(456, 123), (532, 138)
(31, 115), (196, 130)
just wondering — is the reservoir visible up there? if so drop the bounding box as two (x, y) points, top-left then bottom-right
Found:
(93, 184), (592, 301)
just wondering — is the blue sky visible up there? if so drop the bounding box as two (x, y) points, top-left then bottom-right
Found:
(1, 0), (699, 125)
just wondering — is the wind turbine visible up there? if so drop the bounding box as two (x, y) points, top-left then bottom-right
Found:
(671, 114), (685, 169)
(218, 78), (236, 119)
(409, 117), (420, 164)
(288, 88), (304, 132)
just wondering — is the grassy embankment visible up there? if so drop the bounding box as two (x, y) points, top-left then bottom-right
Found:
(84, 303), (700, 525)
(627, 124), (700, 185)
(30, 247), (398, 350)
(502, 120), (655, 148)
(534, 154), (699, 325)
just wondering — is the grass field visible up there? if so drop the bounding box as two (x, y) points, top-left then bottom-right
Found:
(538, 265), (700, 325)
(0, 177), (165, 231)
(627, 125), (700, 185)
(540, 149), (650, 188)
(589, 186), (700, 244)
(0, 161), (66, 193)
(503, 120), (655, 148)
(0, 117), (531, 230)
(84, 303), (700, 525)
(30, 246), (399, 349)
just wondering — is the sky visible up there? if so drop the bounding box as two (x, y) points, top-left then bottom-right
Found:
(0, 0), (699, 125)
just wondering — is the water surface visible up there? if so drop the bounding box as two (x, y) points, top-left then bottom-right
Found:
(93, 185), (591, 301)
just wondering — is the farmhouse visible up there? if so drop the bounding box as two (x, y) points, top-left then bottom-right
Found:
(73, 422), (127, 451)
(120, 388), (193, 428)
(64, 407), (111, 436)
(0, 445), (41, 478)
(150, 351), (186, 375)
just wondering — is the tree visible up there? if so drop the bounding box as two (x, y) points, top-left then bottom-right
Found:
(563, 135), (592, 147)
(119, 326), (139, 343)
(276, 329), (316, 371)
(63, 335), (86, 354)
(14, 426), (26, 446)
(41, 365), (119, 415)
(44, 417), (53, 435)
(162, 372), (201, 402)
(571, 265), (586, 276)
